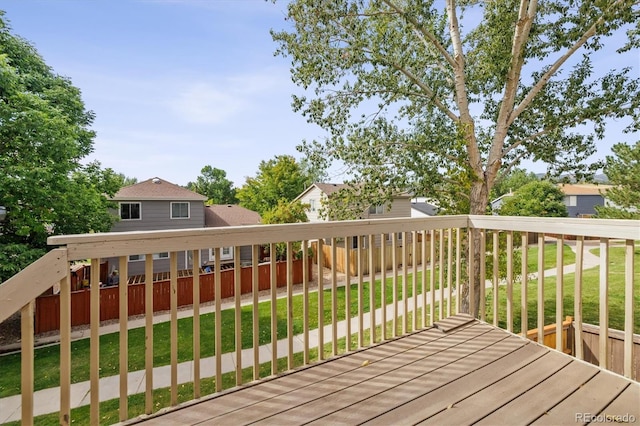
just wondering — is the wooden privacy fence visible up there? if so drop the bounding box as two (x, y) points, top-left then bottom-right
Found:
(313, 239), (425, 276)
(578, 322), (640, 380)
(35, 258), (312, 334)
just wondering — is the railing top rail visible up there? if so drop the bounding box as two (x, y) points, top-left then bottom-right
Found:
(48, 216), (470, 261)
(468, 215), (640, 240)
(0, 248), (68, 323)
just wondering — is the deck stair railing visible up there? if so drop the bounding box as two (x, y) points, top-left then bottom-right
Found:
(0, 215), (637, 425)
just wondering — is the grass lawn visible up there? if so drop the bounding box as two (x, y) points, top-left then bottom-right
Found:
(0, 269), (446, 399)
(0, 241), (614, 404)
(527, 243), (575, 272)
(485, 245), (640, 333)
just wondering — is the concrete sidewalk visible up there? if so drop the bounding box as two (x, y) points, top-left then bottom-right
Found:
(0, 239), (603, 423)
(0, 286), (433, 423)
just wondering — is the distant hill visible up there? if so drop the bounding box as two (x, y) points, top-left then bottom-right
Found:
(534, 173), (609, 183)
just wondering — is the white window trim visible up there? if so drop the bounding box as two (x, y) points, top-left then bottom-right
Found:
(309, 199), (316, 212)
(120, 202), (142, 221)
(129, 252), (169, 262)
(208, 247), (234, 261)
(369, 205), (383, 215)
(171, 202), (190, 219)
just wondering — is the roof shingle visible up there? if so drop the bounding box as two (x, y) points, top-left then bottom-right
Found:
(113, 177), (207, 201)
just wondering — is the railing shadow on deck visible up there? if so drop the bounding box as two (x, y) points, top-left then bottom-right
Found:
(0, 215), (638, 425)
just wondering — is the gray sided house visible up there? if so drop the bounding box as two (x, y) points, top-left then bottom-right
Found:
(560, 184), (613, 218)
(295, 182), (412, 248)
(108, 179), (263, 278)
(108, 177), (208, 276)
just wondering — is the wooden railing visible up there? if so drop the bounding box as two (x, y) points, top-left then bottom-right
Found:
(0, 215), (637, 425)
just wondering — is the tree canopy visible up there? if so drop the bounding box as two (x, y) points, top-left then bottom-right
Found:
(499, 180), (568, 217)
(187, 165), (238, 205)
(0, 12), (120, 282)
(237, 155), (312, 215)
(490, 168), (539, 200)
(272, 0), (639, 216)
(595, 141), (640, 219)
(262, 199), (309, 224)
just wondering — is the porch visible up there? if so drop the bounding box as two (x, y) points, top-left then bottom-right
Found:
(135, 315), (640, 425)
(0, 215), (638, 425)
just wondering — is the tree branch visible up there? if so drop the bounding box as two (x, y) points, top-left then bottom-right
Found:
(509, 0), (630, 126)
(381, 0), (457, 68)
(388, 61), (459, 121)
(488, 0), (538, 181)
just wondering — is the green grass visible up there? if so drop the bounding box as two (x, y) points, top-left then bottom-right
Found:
(526, 243), (575, 272)
(485, 246), (640, 333)
(0, 270), (446, 399)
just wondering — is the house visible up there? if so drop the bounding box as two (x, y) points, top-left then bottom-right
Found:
(489, 192), (514, 214)
(109, 177), (207, 276)
(109, 178), (261, 276)
(295, 182), (412, 223)
(203, 204), (262, 266)
(559, 183), (613, 217)
(490, 183), (613, 217)
(295, 183), (417, 274)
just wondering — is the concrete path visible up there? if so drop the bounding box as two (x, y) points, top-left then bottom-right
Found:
(0, 239), (602, 423)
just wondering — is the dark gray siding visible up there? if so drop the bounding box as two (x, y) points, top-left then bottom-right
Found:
(567, 195), (604, 217)
(108, 200), (205, 277)
(111, 200), (205, 232)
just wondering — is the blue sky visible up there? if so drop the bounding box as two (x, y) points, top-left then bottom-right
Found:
(2, 0), (325, 187)
(1, 1), (637, 187)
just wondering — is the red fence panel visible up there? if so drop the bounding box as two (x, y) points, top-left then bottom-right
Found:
(34, 259), (311, 333)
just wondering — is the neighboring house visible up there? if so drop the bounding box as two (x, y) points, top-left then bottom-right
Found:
(294, 183), (346, 223)
(204, 204), (262, 266)
(109, 177), (207, 276)
(490, 184), (613, 217)
(108, 178), (262, 277)
(559, 184), (613, 217)
(411, 197), (439, 217)
(295, 182), (412, 248)
(489, 192), (514, 215)
(295, 182), (412, 223)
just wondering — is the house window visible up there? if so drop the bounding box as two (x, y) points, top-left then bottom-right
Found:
(129, 252), (169, 262)
(209, 247), (234, 261)
(369, 205), (383, 215)
(352, 236), (359, 249)
(120, 202), (141, 220)
(171, 202), (190, 219)
(309, 199), (316, 212)
(564, 196), (577, 207)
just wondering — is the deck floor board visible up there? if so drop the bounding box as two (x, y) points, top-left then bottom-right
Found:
(133, 316), (640, 426)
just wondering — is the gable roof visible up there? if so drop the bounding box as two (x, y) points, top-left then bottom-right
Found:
(411, 201), (439, 216)
(205, 205), (261, 227)
(113, 177), (207, 201)
(558, 183), (613, 196)
(294, 183), (348, 202)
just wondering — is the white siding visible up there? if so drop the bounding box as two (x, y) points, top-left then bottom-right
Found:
(299, 186), (328, 222)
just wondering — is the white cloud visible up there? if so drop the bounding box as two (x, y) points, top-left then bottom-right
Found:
(171, 83), (247, 125)
(169, 68), (287, 125)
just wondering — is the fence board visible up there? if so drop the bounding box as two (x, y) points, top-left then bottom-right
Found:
(34, 259), (311, 333)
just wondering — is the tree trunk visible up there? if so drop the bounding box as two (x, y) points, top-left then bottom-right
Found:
(460, 178), (489, 317)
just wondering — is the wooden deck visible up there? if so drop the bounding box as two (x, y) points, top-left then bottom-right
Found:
(133, 315), (640, 425)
